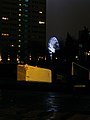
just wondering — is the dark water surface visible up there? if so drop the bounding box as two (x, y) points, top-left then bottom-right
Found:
(0, 89), (90, 120)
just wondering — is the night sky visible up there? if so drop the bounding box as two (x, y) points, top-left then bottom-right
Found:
(46, 0), (90, 42)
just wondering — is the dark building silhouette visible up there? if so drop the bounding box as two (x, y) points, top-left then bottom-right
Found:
(78, 26), (90, 67)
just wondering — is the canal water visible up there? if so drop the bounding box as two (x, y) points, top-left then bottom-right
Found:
(0, 89), (90, 119)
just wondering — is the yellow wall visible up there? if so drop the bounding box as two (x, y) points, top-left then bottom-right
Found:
(17, 64), (52, 83)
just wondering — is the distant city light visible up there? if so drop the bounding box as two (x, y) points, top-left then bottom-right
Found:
(19, 40), (21, 42)
(2, 17), (8, 20)
(85, 51), (90, 56)
(18, 45), (21, 47)
(39, 21), (45, 24)
(29, 56), (32, 60)
(19, 14), (21, 16)
(7, 55), (10, 61)
(17, 57), (19, 61)
(0, 55), (2, 62)
(88, 53), (90, 56)
(19, 9), (22, 11)
(18, 19), (21, 21)
(19, 4), (22, 6)
(39, 11), (43, 14)
(1, 33), (9, 36)
(18, 29), (21, 31)
(19, 24), (21, 26)
(45, 56), (47, 60)
(75, 56), (78, 59)
(10, 44), (14, 47)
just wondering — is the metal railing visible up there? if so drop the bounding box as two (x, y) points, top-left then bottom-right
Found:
(72, 62), (90, 80)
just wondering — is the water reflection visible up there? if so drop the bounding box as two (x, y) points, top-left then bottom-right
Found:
(46, 92), (59, 112)
(1, 90), (90, 119)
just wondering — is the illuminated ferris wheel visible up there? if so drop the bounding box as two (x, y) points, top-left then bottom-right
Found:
(48, 36), (60, 60)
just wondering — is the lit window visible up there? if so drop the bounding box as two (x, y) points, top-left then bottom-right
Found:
(19, 9), (22, 11)
(39, 21), (45, 24)
(19, 14), (21, 16)
(88, 53), (90, 56)
(18, 45), (21, 47)
(17, 57), (19, 61)
(19, 40), (21, 42)
(18, 29), (21, 31)
(1, 33), (9, 36)
(18, 61), (20, 63)
(2, 17), (8, 20)
(18, 34), (21, 37)
(19, 24), (21, 26)
(7, 57), (10, 61)
(39, 11), (43, 14)
(18, 19), (21, 21)
(29, 55), (32, 60)
(45, 56), (47, 60)
(19, 4), (22, 6)
(10, 44), (14, 47)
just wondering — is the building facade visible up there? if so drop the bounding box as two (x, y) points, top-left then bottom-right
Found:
(0, 0), (46, 64)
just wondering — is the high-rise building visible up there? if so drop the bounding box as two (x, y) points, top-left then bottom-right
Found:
(78, 27), (90, 67)
(0, 0), (46, 64)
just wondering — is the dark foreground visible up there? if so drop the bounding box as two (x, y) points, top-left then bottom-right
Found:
(1, 89), (90, 120)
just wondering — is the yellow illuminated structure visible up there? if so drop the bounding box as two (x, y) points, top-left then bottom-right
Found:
(17, 64), (52, 83)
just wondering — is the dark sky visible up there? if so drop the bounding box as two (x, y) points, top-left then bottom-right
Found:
(46, 0), (90, 42)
